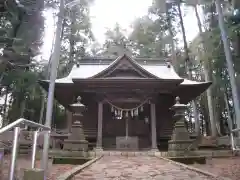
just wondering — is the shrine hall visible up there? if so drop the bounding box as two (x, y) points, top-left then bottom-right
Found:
(40, 54), (211, 151)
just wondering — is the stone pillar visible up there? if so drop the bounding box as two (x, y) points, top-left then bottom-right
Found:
(67, 110), (73, 133)
(96, 102), (103, 150)
(23, 169), (44, 180)
(150, 103), (158, 151)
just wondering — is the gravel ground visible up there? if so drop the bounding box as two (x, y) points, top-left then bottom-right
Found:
(73, 156), (218, 180)
(192, 157), (240, 180)
(2, 155), (75, 180)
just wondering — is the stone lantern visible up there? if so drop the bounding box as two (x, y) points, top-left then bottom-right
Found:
(63, 96), (88, 151)
(168, 97), (194, 156)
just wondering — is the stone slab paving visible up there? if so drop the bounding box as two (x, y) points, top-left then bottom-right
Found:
(192, 157), (240, 180)
(2, 155), (75, 180)
(73, 156), (221, 180)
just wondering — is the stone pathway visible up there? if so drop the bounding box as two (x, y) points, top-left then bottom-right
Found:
(73, 156), (221, 180)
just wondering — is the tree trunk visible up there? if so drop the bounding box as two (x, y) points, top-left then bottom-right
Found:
(177, 2), (200, 135)
(39, 88), (46, 124)
(2, 87), (8, 127)
(232, 0), (240, 8)
(223, 88), (233, 133)
(20, 99), (26, 118)
(194, 5), (217, 137)
(68, 10), (76, 72)
(166, 6), (177, 71)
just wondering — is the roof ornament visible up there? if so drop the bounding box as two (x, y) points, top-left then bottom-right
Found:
(175, 96), (180, 104)
(77, 96), (82, 103)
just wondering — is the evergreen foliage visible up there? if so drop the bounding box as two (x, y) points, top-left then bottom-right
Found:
(0, 0), (239, 135)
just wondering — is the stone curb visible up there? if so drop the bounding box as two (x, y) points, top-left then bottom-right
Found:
(56, 155), (103, 180)
(156, 156), (222, 179)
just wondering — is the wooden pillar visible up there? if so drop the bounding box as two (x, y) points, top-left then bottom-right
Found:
(67, 110), (72, 132)
(125, 117), (129, 138)
(96, 102), (103, 150)
(150, 103), (158, 150)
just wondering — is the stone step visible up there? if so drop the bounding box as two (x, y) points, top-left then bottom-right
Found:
(92, 150), (158, 157)
(2, 141), (32, 154)
(89, 150), (234, 159)
(47, 149), (89, 158)
(19, 143), (32, 154)
(159, 129), (197, 139)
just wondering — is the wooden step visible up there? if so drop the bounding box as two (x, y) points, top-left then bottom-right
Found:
(159, 129), (172, 138)
(84, 129), (97, 138)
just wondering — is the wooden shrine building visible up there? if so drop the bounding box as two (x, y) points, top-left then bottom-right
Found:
(40, 54), (211, 151)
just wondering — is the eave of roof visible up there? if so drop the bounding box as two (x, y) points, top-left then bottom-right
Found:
(72, 78), (183, 83)
(174, 81), (212, 104)
(39, 78), (209, 87)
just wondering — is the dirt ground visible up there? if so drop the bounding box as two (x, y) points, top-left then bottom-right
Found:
(2, 155), (75, 180)
(192, 157), (240, 180)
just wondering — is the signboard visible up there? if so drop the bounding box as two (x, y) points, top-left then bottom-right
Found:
(116, 136), (138, 151)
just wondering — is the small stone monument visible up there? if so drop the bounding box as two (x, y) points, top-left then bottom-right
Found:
(23, 169), (44, 180)
(63, 96), (88, 151)
(168, 97), (194, 156)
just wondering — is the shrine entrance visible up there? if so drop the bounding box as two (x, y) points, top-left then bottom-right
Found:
(100, 97), (155, 151)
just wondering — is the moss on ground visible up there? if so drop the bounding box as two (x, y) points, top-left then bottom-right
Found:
(52, 157), (91, 165)
(169, 156), (206, 165)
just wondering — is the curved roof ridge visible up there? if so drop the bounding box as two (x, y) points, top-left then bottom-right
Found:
(89, 54), (131, 78)
(90, 54), (165, 79)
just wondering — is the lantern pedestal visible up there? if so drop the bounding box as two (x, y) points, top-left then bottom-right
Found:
(63, 121), (88, 151)
(63, 96), (88, 152)
(168, 97), (194, 157)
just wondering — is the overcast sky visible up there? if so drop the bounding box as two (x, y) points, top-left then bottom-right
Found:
(41, 0), (200, 60)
